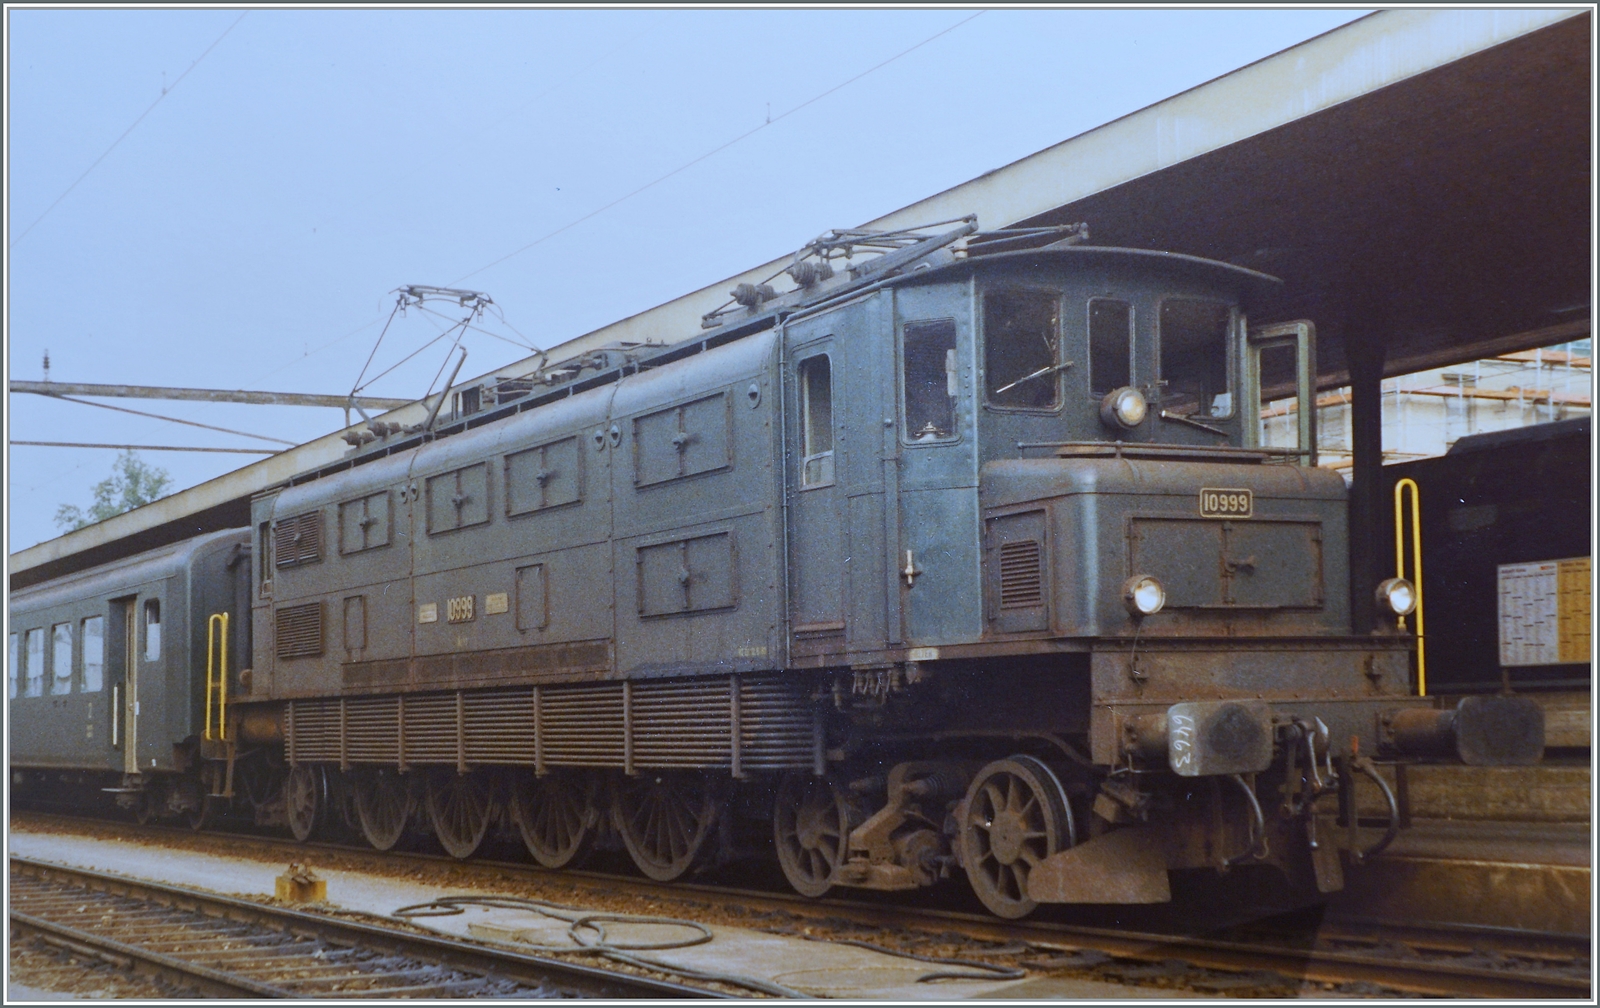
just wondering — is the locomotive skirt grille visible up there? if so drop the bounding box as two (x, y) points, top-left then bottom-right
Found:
(283, 674), (819, 774)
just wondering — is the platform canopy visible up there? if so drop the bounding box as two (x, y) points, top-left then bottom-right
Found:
(10, 8), (1589, 589)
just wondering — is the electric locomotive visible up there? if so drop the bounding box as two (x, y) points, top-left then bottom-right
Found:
(10, 220), (1544, 918)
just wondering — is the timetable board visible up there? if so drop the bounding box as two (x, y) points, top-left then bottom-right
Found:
(1497, 556), (1591, 667)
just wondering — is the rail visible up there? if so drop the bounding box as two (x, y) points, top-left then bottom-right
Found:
(9, 856), (719, 999)
(13, 813), (1590, 1000)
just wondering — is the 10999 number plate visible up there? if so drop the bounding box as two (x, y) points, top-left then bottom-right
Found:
(1199, 487), (1252, 518)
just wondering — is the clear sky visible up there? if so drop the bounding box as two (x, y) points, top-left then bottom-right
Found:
(6, 7), (1369, 551)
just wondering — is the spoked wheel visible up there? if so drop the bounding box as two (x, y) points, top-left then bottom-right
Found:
(774, 774), (856, 898)
(354, 768), (414, 851)
(509, 771), (599, 869)
(610, 773), (722, 882)
(959, 755), (1075, 919)
(285, 764), (324, 842)
(425, 770), (496, 859)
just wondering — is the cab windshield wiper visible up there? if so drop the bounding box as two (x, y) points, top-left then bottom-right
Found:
(1159, 409), (1229, 437)
(993, 360), (1073, 396)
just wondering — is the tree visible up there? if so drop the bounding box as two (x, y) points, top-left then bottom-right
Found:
(54, 450), (173, 531)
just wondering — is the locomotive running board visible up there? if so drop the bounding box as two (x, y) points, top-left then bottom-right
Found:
(1028, 827), (1171, 904)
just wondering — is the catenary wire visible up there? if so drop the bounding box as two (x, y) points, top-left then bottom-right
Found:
(46, 394), (296, 445)
(450, 10), (985, 285)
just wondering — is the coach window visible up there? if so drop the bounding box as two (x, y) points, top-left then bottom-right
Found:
(902, 319), (958, 442)
(1088, 299), (1133, 394)
(51, 623), (73, 695)
(799, 354), (834, 486)
(8, 633), (17, 698)
(24, 628), (45, 697)
(144, 599), (162, 662)
(82, 616), (104, 692)
(984, 288), (1061, 410)
(1159, 299), (1234, 419)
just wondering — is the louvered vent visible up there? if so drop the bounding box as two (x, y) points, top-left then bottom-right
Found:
(274, 512), (324, 569)
(998, 540), (1044, 609)
(276, 602), (324, 659)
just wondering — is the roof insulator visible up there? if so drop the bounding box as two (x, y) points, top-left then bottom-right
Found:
(731, 282), (777, 308)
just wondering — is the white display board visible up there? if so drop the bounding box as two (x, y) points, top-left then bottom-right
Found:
(1498, 556), (1591, 667)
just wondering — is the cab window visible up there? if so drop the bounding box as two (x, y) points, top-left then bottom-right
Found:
(1159, 300), (1233, 418)
(984, 289), (1060, 410)
(1088, 299), (1132, 394)
(902, 319), (958, 442)
(798, 354), (834, 486)
(8, 633), (17, 699)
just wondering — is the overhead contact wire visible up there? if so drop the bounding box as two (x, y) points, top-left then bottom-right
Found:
(451, 10), (986, 285)
(47, 394), (296, 446)
(10, 12), (249, 248)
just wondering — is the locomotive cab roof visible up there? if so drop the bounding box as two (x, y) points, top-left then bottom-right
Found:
(873, 244), (1281, 303)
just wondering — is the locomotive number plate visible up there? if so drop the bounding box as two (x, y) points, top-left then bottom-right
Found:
(1199, 487), (1252, 518)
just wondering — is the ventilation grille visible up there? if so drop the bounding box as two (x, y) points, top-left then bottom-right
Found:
(274, 512), (324, 568)
(276, 602), (324, 659)
(282, 675), (817, 772)
(998, 540), (1044, 609)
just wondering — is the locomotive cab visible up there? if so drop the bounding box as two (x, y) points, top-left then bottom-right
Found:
(780, 241), (1543, 915)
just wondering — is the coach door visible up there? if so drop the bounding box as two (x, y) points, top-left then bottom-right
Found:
(108, 597), (137, 772)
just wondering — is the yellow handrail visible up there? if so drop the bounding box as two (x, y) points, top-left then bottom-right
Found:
(205, 612), (229, 741)
(1394, 478), (1424, 696)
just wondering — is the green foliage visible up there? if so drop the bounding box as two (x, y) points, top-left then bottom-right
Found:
(54, 450), (173, 532)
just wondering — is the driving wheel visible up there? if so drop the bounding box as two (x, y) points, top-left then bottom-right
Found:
(509, 771), (599, 869)
(285, 764), (323, 842)
(425, 770), (495, 859)
(959, 755), (1075, 919)
(610, 773), (721, 882)
(774, 774), (856, 897)
(355, 768), (414, 851)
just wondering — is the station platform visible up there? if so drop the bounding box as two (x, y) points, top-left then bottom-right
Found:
(1330, 755), (1591, 936)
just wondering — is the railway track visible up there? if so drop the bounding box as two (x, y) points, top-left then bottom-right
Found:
(9, 856), (727, 999)
(12, 810), (1592, 999)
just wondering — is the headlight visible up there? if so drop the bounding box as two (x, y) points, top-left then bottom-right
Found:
(1124, 575), (1166, 616)
(1100, 386), (1148, 429)
(1376, 577), (1417, 616)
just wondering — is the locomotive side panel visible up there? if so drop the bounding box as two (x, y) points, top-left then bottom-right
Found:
(785, 295), (901, 664)
(407, 391), (616, 688)
(326, 452), (416, 683)
(837, 295), (899, 658)
(610, 332), (782, 678)
(893, 281), (984, 649)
